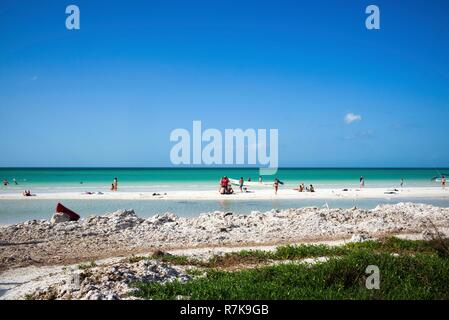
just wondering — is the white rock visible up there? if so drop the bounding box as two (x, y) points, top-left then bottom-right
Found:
(350, 233), (373, 243)
(50, 212), (71, 224)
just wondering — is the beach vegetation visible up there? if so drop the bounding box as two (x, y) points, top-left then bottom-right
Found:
(77, 260), (97, 270)
(133, 237), (449, 300)
(147, 237), (449, 269)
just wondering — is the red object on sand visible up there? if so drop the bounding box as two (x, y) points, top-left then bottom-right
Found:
(56, 203), (80, 221)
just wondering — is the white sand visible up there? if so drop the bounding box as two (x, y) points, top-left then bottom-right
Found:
(0, 186), (448, 201)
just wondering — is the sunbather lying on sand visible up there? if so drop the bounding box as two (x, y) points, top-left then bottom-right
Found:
(306, 184), (315, 192)
(22, 190), (35, 197)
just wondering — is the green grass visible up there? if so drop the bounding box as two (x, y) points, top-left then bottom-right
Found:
(126, 237), (449, 270)
(132, 237), (449, 300)
(150, 237), (449, 269)
(77, 260), (97, 270)
(133, 250), (449, 300)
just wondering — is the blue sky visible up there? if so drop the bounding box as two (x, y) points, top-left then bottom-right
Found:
(0, 0), (448, 167)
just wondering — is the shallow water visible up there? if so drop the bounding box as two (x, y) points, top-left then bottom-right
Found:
(2, 198), (449, 225)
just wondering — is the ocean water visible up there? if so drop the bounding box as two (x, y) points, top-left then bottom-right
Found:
(1, 168), (448, 224)
(0, 168), (447, 192)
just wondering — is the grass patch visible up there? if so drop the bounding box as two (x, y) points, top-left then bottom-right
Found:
(133, 250), (449, 300)
(346, 237), (449, 257)
(124, 237), (449, 270)
(185, 268), (205, 277)
(128, 255), (147, 263)
(77, 261), (97, 270)
(132, 237), (449, 300)
(157, 237), (449, 269)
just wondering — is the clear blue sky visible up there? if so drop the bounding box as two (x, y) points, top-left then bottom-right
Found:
(1, 0), (448, 167)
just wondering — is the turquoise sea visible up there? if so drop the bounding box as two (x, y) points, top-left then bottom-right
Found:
(1, 167), (447, 191)
(1, 168), (448, 224)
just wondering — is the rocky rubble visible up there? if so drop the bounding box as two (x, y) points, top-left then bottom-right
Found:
(50, 212), (71, 224)
(29, 259), (190, 300)
(1, 203), (449, 271)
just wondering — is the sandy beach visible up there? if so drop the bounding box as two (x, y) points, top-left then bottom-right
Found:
(1, 186), (448, 201)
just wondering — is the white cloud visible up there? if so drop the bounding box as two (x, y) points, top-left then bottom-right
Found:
(344, 112), (362, 124)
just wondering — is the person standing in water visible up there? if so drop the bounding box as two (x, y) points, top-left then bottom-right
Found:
(442, 176), (446, 189)
(113, 177), (118, 191)
(400, 178), (404, 187)
(360, 176), (365, 188)
(13, 178), (18, 185)
(239, 177), (244, 192)
(274, 178), (279, 195)
(259, 176), (263, 183)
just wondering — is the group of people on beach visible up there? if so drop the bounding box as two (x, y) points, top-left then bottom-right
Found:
(295, 182), (315, 193)
(219, 176), (234, 194)
(219, 176), (266, 194)
(219, 176), (310, 195)
(22, 190), (34, 197)
(1, 177), (34, 196)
